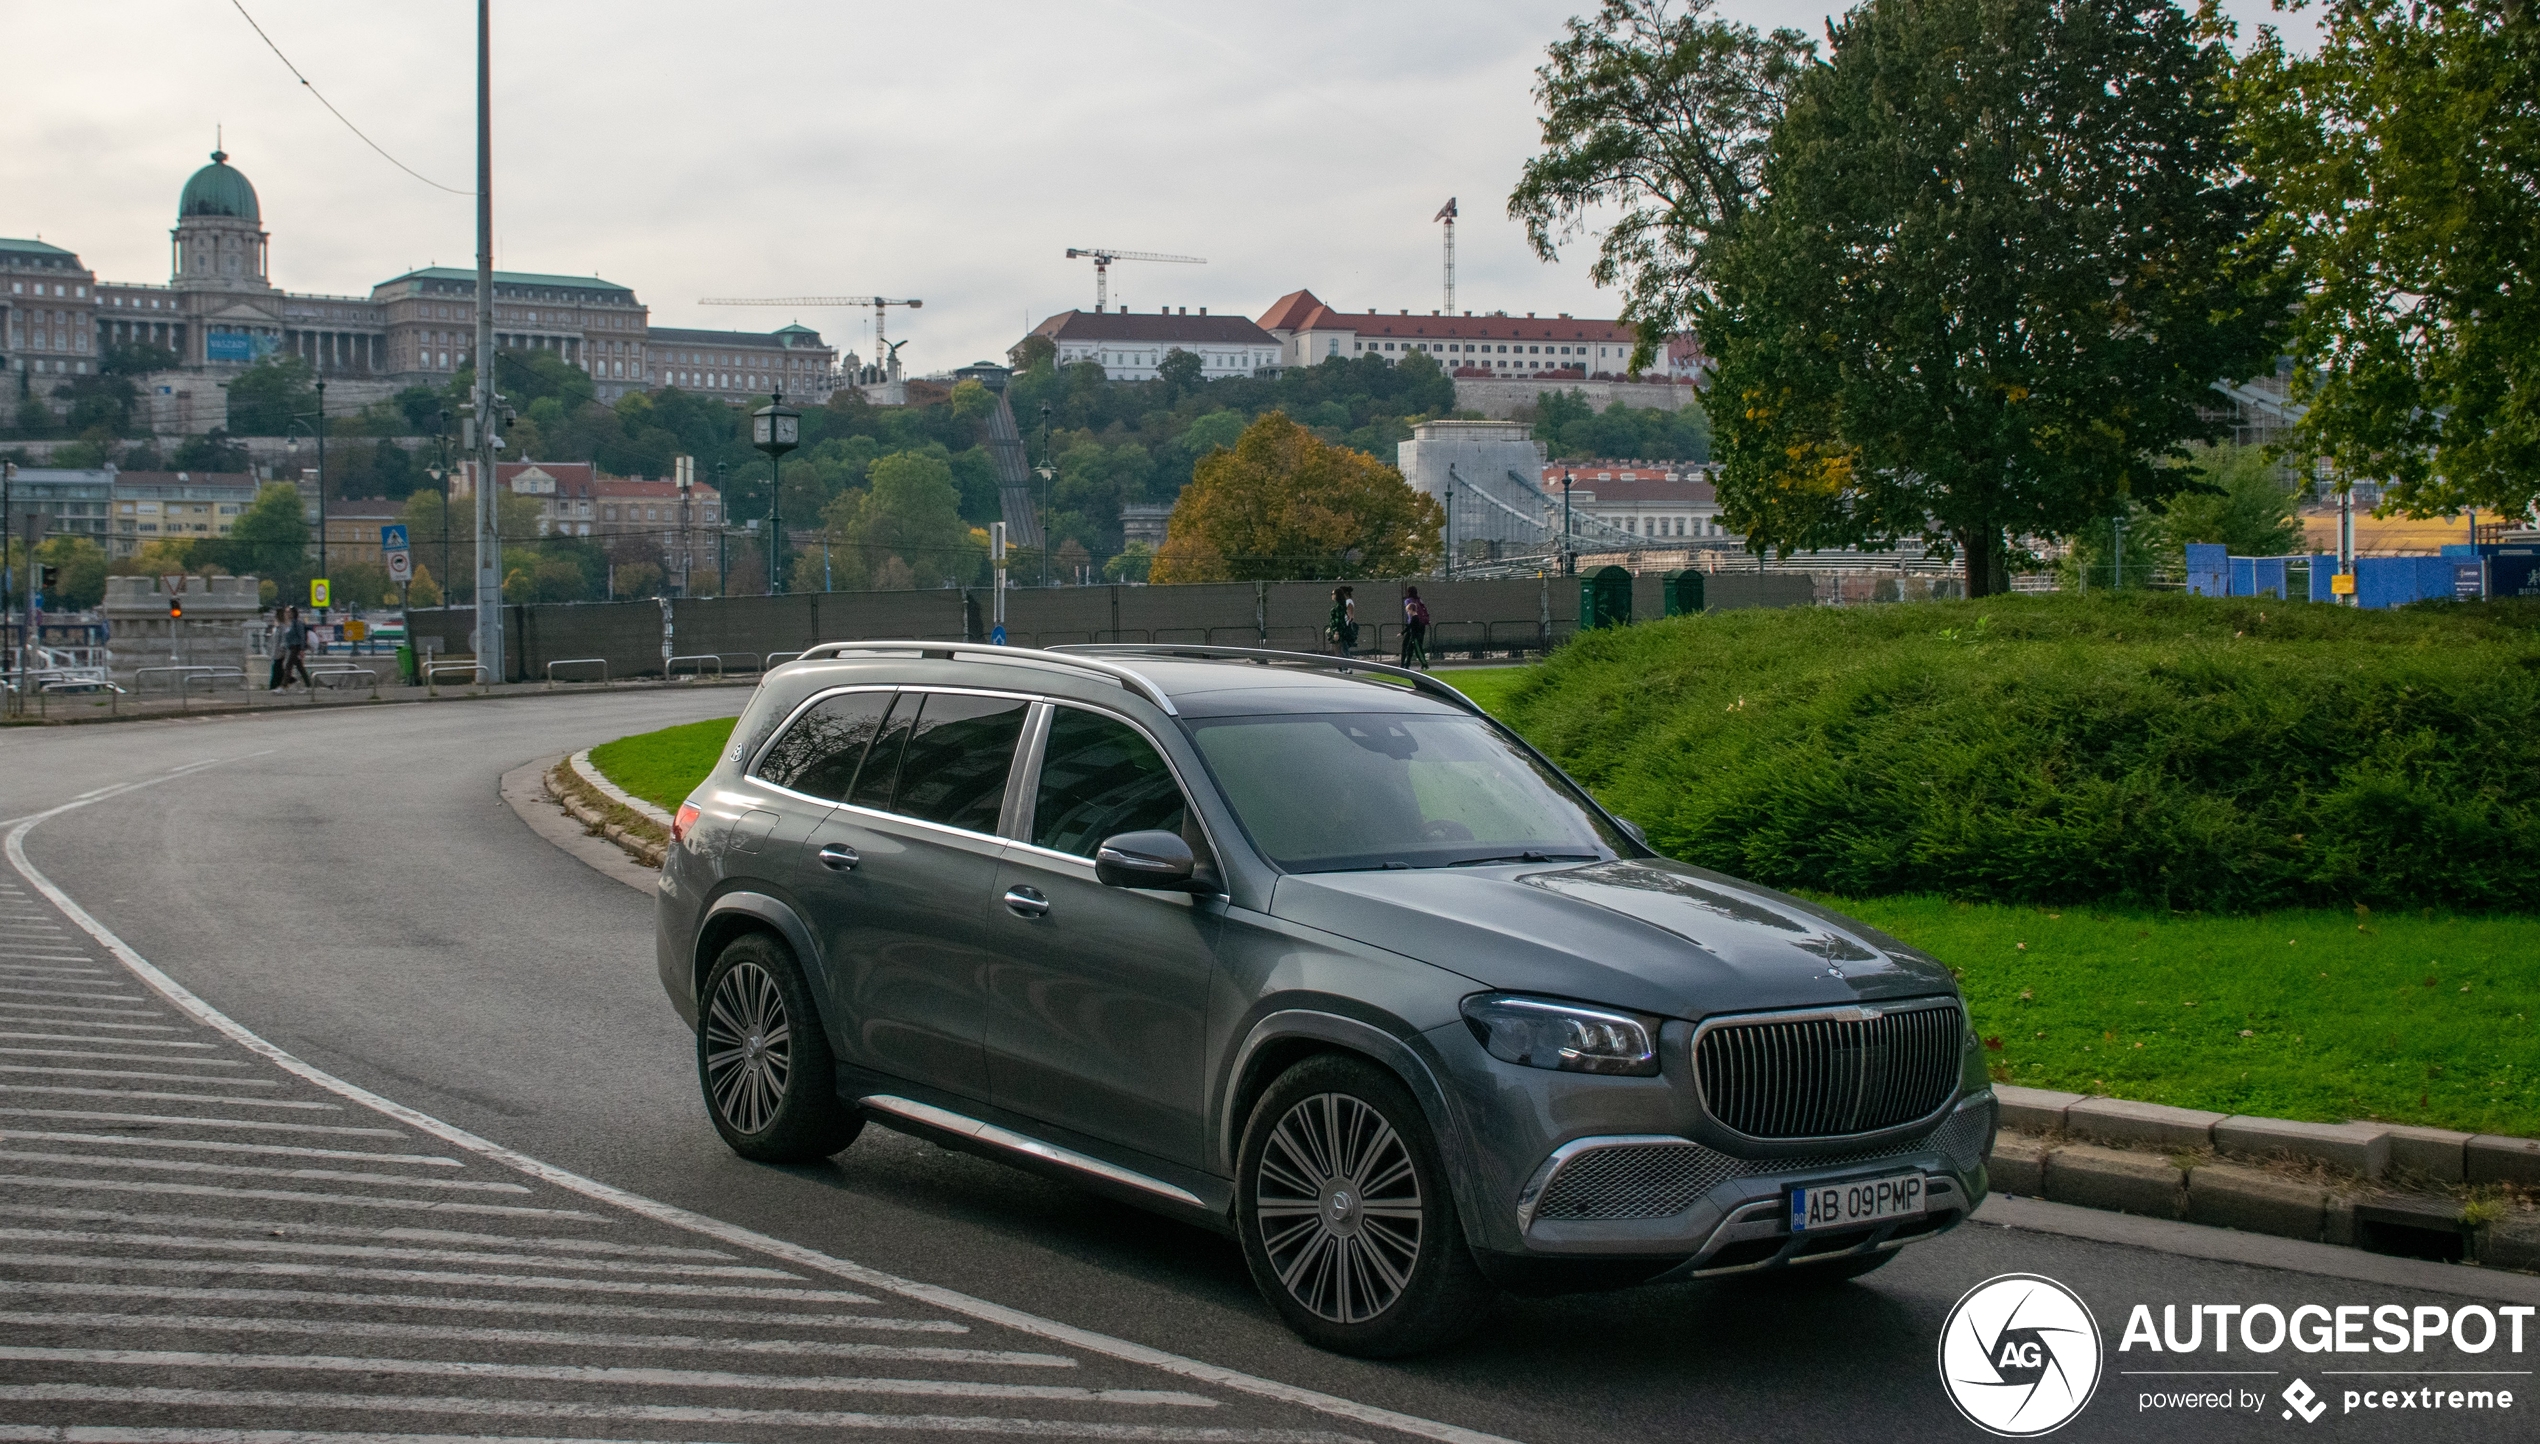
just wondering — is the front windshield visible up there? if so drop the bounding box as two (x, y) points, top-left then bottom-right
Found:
(1186, 711), (1625, 873)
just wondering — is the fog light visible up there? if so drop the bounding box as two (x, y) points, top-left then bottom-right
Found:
(1461, 994), (1659, 1076)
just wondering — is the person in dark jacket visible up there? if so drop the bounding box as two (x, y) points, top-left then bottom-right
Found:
(1327, 585), (1359, 657)
(278, 607), (313, 690)
(1399, 586), (1432, 670)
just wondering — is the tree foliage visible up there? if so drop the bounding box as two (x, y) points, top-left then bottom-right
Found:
(224, 356), (318, 437)
(1705, 0), (2288, 593)
(1151, 412), (1442, 583)
(817, 451), (982, 590)
(1531, 387), (1711, 461)
(2239, 0), (2540, 519)
(1507, 0), (1812, 370)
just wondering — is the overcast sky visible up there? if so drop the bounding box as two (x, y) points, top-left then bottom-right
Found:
(6, 0), (2310, 374)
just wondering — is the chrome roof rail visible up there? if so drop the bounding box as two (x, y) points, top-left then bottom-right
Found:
(786, 640), (1179, 716)
(1050, 643), (1485, 717)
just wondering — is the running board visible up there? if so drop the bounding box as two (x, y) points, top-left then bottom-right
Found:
(859, 1094), (1206, 1209)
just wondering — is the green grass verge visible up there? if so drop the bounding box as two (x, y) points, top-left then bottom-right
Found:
(587, 717), (736, 812)
(1838, 896), (2539, 1138)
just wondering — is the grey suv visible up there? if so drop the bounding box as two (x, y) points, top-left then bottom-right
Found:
(657, 642), (1993, 1356)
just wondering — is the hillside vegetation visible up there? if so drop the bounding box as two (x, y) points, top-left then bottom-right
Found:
(1499, 594), (2540, 912)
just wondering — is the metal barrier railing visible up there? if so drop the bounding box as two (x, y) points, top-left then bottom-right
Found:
(133, 665), (221, 695)
(718, 652), (767, 674)
(544, 658), (610, 688)
(424, 660), (490, 695)
(762, 651), (804, 670)
(309, 665), (380, 698)
(667, 654), (724, 682)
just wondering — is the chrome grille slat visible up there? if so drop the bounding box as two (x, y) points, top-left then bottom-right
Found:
(1695, 1001), (1963, 1140)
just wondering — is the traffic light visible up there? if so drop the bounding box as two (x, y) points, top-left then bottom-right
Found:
(38, 565), (58, 592)
(167, 596), (183, 620)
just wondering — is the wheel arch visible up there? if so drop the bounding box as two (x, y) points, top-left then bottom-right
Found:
(1217, 1008), (1489, 1236)
(693, 891), (842, 1053)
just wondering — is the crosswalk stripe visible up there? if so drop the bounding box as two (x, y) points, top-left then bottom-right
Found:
(0, 1179), (601, 1218)
(0, 1281), (931, 1329)
(0, 966), (109, 977)
(0, 1253), (874, 1298)
(0, 1018), (184, 1032)
(0, 1109), (388, 1135)
(0, 1068), (270, 1087)
(0, 988), (141, 1002)
(0, 1032), (212, 1047)
(0, 1153), (528, 1192)
(0, 1348), (1216, 1406)
(0, 1398), (1362, 1442)
(0, 1048), (247, 1066)
(0, 1004), (164, 1018)
(0, 1133), (458, 1166)
(0, 1207), (728, 1258)
(0, 1228), (800, 1277)
(0, 1087), (339, 1108)
(0, 1311), (1071, 1367)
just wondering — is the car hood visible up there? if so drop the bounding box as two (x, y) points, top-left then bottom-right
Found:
(1270, 857), (1956, 1020)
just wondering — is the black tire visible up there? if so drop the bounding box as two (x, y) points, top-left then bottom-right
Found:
(696, 932), (861, 1163)
(1235, 1054), (1494, 1357)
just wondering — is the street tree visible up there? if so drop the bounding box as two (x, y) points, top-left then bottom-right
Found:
(1507, 0), (1813, 371)
(1151, 411), (1440, 583)
(2239, 0), (2540, 519)
(224, 356), (317, 436)
(819, 450), (981, 590)
(1705, 0), (2288, 593)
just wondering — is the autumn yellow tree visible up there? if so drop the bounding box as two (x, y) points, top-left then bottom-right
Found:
(1151, 411), (1441, 583)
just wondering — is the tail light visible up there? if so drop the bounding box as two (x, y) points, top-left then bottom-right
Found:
(672, 801), (701, 845)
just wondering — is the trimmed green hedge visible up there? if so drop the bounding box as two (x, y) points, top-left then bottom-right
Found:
(1501, 594), (2540, 912)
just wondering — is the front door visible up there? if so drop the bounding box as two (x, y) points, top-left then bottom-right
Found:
(987, 703), (1221, 1167)
(797, 688), (1029, 1102)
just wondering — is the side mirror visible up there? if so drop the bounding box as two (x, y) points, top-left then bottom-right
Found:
(1094, 829), (1197, 890)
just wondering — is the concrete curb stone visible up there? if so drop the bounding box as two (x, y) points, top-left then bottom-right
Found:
(2214, 1116), (2391, 1178)
(2381, 1125), (2474, 1184)
(2044, 1142), (2186, 1219)
(2064, 1097), (2225, 1152)
(570, 748), (676, 827)
(2469, 1135), (2540, 1188)
(2185, 1160), (2329, 1242)
(2479, 1212), (2540, 1272)
(1993, 1085), (2083, 1135)
(1989, 1134), (2051, 1196)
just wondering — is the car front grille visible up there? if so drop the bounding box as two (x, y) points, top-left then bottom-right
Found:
(1532, 1143), (1742, 1222)
(1694, 1001), (1963, 1140)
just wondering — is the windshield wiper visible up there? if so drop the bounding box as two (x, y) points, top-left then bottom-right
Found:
(1443, 851), (1600, 868)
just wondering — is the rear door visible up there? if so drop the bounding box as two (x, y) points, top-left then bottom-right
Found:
(985, 702), (1223, 1167)
(797, 688), (1030, 1102)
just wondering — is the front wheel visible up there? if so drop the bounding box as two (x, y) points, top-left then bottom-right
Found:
(696, 932), (861, 1163)
(1235, 1054), (1493, 1357)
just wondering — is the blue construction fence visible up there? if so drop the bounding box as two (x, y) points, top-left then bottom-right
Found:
(2186, 543), (2540, 608)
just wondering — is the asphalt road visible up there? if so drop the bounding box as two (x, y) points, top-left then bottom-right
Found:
(0, 692), (2531, 1444)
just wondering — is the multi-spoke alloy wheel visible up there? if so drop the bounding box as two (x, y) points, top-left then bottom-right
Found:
(1256, 1092), (1424, 1323)
(694, 933), (860, 1163)
(1236, 1055), (1491, 1357)
(704, 959), (789, 1135)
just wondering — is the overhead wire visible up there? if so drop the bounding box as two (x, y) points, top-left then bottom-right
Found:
(228, 0), (472, 197)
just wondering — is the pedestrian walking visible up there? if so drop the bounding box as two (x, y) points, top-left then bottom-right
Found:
(1399, 585), (1432, 670)
(1327, 585), (1359, 658)
(279, 606), (313, 690)
(265, 608), (291, 691)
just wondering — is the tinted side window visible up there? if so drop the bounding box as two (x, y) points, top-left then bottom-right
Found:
(1031, 707), (1188, 858)
(892, 693), (1031, 832)
(846, 693), (916, 813)
(753, 690), (892, 801)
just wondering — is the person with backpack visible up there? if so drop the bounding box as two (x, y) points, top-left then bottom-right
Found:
(1327, 585), (1359, 657)
(1399, 586), (1432, 670)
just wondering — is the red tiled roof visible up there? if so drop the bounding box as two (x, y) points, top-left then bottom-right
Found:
(1256, 289), (1327, 333)
(1540, 462), (1717, 504)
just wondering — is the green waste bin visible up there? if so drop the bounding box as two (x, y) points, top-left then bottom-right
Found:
(1578, 566), (1634, 630)
(1661, 569), (1706, 616)
(396, 643), (416, 685)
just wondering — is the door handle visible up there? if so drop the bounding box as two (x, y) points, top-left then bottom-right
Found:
(1003, 886), (1049, 919)
(817, 843), (860, 872)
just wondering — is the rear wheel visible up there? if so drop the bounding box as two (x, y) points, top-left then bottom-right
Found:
(1236, 1054), (1493, 1357)
(697, 932), (860, 1163)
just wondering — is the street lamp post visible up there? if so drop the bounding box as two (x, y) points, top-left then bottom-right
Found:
(433, 408), (452, 600)
(1560, 468), (1575, 576)
(1038, 402), (1054, 587)
(282, 377), (329, 621)
(751, 392), (800, 596)
(714, 462), (728, 596)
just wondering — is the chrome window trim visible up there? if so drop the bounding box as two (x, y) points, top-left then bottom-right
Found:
(860, 1094), (1203, 1208)
(747, 684), (1041, 834)
(1011, 696), (1226, 877)
(1687, 996), (1966, 1147)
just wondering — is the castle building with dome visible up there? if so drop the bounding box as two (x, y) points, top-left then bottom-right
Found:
(4, 149), (838, 426)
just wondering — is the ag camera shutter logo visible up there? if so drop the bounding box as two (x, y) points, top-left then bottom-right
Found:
(1940, 1273), (2104, 1435)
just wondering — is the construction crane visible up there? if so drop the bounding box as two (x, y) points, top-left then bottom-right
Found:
(697, 296), (923, 363)
(1063, 248), (1203, 312)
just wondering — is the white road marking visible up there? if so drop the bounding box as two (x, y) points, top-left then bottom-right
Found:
(0, 1032), (210, 1046)
(0, 1088), (339, 1109)
(0, 1228), (800, 1278)
(0, 1109), (389, 1135)
(0, 1348), (1216, 1407)
(0, 1179), (602, 1219)
(0, 1281), (939, 1331)
(0, 1133), (458, 1166)
(0, 1153), (526, 1192)
(0, 1003), (163, 1017)
(0, 1019), (184, 1033)
(0, 1208), (728, 1259)
(0, 1311), (1070, 1367)
(0, 1068), (271, 1087)
(0, 1400), (1361, 1442)
(0, 1049), (246, 1067)
(0, 966), (108, 977)
(0, 989), (146, 1003)
(5, 758), (1521, 1444)
(0, 1253), (865, 1299)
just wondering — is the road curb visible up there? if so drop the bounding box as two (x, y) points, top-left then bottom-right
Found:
(544, 758), (667, 870)
(569, 748), (676, 827)
(1989, 1084), (2536, 1272)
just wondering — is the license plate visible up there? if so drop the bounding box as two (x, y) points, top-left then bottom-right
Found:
(1790, 1172), (1925, 1231)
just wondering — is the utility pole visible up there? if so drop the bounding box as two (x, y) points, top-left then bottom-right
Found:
(1038, 402), (1054, 588)
(471, 0), (502, 682)
(314, 377), (328, 620)
(433, 408), (452, 600)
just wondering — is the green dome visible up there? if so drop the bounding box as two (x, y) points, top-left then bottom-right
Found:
(178, 151), (259, 222)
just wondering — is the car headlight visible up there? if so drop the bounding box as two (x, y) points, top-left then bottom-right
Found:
(1460, 994), (1659, 1076)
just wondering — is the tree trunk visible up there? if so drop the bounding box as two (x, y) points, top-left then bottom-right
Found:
(1959, 526), (1999, 598)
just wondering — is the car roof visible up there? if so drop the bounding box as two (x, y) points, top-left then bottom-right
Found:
(765, 643), (1475, 722)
